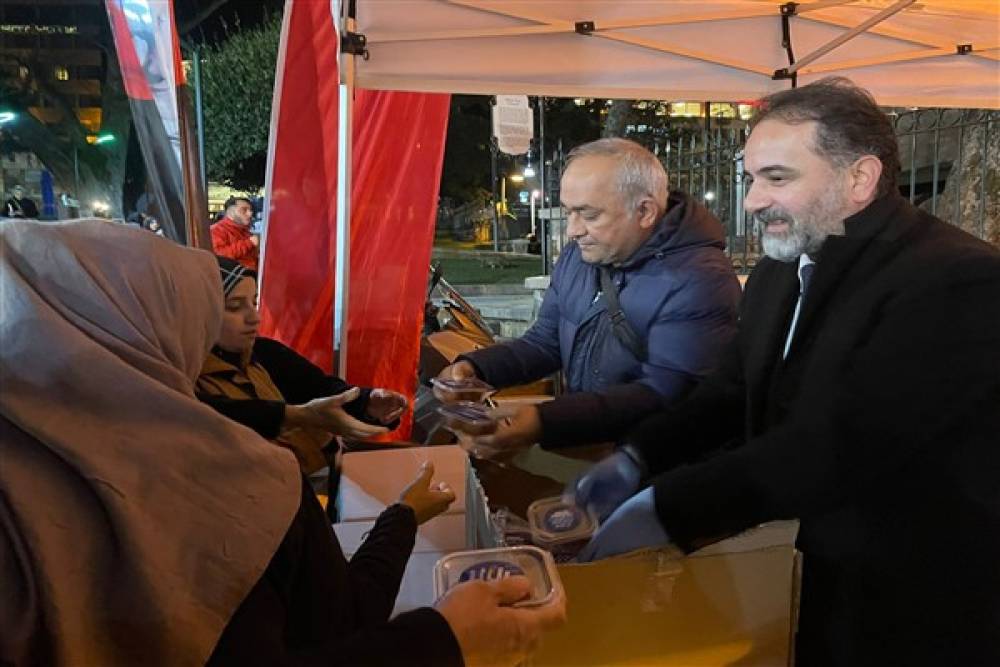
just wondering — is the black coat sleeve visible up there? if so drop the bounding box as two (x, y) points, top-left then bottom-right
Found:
(254, 338), (381, 425)
(197, 393), (286, 439)
(651, 259), (1000, 552)
(209, 480), (463, 667)
(534, 383), (665, 448)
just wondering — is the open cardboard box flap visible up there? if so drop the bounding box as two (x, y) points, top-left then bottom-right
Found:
(533, 521), (801, 667)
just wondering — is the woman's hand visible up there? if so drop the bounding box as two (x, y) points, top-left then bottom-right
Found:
(285, 388), (389, 440)
(435, 576), (567, 667)
(398, 461), (456, 524)
(365, 388), (408, 424)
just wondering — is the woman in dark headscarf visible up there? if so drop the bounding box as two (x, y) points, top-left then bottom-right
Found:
(0, 219), (564, 667)
(197, 257), (404, 476)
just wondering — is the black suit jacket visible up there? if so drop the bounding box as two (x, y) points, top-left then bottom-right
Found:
(628, 195), (1000, 666)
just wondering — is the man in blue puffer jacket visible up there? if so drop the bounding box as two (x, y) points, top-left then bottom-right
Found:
(438, 138), (741, 452)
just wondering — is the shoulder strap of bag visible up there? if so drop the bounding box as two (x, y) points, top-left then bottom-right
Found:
(599, 266), (648, 363)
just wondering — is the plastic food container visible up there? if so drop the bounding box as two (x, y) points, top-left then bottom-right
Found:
(493, 507), (534, 547)
(434, 546), (561, 607)
(526, 496), (597, 563)
(437, 401), (497, 436)
(431, 377), (496, 403)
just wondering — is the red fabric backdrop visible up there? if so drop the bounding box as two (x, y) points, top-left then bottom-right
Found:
(259, 0), (450, 439)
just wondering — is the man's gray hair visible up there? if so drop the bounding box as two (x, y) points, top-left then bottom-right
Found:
(566, 138), (668, 215)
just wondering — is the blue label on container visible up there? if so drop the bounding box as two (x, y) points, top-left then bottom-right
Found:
(542, 506), (582, 533)
(458, 560), (524, 583)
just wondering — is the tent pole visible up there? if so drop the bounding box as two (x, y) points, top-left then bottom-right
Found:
(192, 47), (207, 192)
(491, 137), (500, 252)
(785, 0), (915, 75)
(335, 0), (356, 378)
(538, 95), (548, 275)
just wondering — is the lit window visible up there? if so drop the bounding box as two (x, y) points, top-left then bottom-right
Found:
(18, 65), (29, 80)
(709, 103), (736, 118)
(54, 66), (69, 81)
(737, 104), (755, 121)
(669, 102), (703, 118)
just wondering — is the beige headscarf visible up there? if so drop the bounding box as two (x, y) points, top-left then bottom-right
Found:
(0, 219), (300, 666)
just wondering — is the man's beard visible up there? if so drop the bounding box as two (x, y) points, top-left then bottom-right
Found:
(754, 190), (847, 262)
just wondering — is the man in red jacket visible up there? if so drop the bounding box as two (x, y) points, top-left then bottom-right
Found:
(211, 196), (259, 270)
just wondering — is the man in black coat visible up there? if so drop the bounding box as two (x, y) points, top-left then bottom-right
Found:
(572, 78), (1000, 666)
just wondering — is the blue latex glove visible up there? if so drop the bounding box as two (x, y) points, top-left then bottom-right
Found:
(576, 487), (670, 562)
(565, 450), (642, 522)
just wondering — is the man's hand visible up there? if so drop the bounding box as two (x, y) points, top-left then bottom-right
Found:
(565, 450), (643, 521)
(250, 234), (260, 247)
(437, 360), (478, 382)
(435, 576), (567, 667)
(455, 404), (542, 459)
(365, 388), (407, 424)
(576, 487), (672, 562)
(398, 461), (456, 524)
(285, 388), (389, 440)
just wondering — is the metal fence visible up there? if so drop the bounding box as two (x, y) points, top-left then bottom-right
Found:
(661, 124), (754, 271)
(893, 108), (998, 245)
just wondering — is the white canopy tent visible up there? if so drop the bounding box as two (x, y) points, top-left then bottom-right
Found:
(352, 0), (999, 109)
(329, 0), (998, 372)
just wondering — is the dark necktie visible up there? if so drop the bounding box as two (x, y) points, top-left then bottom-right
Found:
(783, 261), (816, 359)
(799, 262), (816, 302)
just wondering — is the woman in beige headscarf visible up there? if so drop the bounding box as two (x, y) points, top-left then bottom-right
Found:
(0, 219), (564, 667)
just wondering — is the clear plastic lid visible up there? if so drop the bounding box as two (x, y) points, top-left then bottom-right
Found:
(437, 401), (497, 436)
(526, 496), (597, 547)
(431, 376), (496, 402)
(434, 546), (560, 607)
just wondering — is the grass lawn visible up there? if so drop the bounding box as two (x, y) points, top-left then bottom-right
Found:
(434, 256), (544, 285)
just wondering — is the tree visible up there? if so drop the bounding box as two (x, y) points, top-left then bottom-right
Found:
(922, 113), (1000, 247)
(439, 96), (492, 203)
(198, 15), (281, 193)
(602, 99), (632, 138)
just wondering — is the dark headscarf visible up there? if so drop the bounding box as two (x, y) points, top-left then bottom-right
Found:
(217, 255), (258, 296)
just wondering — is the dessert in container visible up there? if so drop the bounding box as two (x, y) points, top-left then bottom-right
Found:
(434, 546), (561, 607)
(526, 496), (597, 562)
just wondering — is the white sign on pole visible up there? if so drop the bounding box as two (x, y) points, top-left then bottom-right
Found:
(492, 95), (533, 156)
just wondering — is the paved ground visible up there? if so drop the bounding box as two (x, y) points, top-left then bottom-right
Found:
(461, 294), (535, 321)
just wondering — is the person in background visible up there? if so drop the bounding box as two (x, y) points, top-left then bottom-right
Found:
(211, 196), (259, 270)
(0, 218), (565, 667)
(4, 184), (39, 218)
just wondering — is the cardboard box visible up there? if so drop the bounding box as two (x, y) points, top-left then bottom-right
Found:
(338, 445), (469, 521)
(532, 522), (801, 666)
(338, 447), (800, 665)
(336, 445), (490, 616)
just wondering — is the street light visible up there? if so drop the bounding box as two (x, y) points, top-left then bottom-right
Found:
(87, 133), (116, 145)
(0, 111), (15, 125)
(523, 165), (536, 178)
